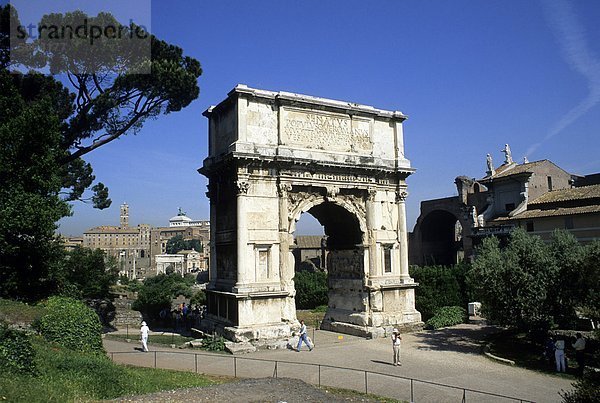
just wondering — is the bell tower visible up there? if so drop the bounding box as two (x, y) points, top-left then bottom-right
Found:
(120, 203), (129, 228)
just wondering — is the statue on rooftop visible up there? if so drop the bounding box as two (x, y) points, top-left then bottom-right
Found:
(501, 144), (513, 164)
(486, 153), (495, 176)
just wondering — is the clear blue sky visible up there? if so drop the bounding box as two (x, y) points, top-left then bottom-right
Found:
(43, 0), (600, 236)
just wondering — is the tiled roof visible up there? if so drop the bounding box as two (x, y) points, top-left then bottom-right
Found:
(295, 235), (324, 249)
(490, 205), (600, 221)
(529, 184), (600, 205)
(84, 226), (139, 234)
(481, 160), (548, 181)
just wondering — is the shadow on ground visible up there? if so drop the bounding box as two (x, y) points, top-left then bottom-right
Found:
(411, 324), (502, 354)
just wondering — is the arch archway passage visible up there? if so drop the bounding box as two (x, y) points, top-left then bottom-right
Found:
(199, 85), (422, 347)
(419, 210), (462, 266)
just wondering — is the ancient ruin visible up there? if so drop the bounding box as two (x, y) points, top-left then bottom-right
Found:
(199, 85), (422, 346)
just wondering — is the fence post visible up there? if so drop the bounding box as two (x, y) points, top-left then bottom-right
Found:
(410, 378), (414, 403)
(195, 354), (198, 373)
(318, 365), (321, 386)
(274, 361), (278, 378)
(126, 324), (129, 339)
(111, 352), (114, 361)
(234, 357), (237, 378)
(462, 389), (466, 403)
(154, 351), (157, 368)
(364, 371), (368, 394)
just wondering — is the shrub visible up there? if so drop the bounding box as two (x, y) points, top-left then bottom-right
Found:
(35, 296), (103, 354)
(312, 305), (328, 313)
(410, 264), (470, 321)
(561, 370), (600, 403)
(294, 270), (328, 309)
(202, 335), (225, 351)
(190, 289), (206, 306)
(132, 274), (195, 319)
(426, 306), (467, 329)
(0, 322), (36, 374)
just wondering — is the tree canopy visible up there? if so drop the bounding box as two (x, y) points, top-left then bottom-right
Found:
(0, 5), (202, 300)
(166, 235), (203, 254)
(468, 228), (600, 332)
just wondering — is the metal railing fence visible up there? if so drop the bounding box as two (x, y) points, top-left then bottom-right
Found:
(109, 349), (535, 402)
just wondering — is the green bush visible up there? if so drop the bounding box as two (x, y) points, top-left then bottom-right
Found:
(0, 336), (220, 402)
(190, 289), (206, 306)
(294, 270), (328, 309)
(35, 296), (103, 354)
(561, 370), (600, 403)
(132, 274), (195, 319)
(426, 306), (467, 329)
(202, 335), (225, 351)
(0, 322), (36, 375)
(312, 305), (328, 313)
(410, 264), (470, 321)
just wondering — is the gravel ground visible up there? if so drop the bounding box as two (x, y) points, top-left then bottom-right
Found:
(112, 377), (384, 402)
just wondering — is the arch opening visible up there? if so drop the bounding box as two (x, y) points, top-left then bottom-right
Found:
(420, 210), (463, 266)
(291, 200), (366, 329)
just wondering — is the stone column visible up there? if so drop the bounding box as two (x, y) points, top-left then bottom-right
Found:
(396, 190), (410, 279)
(278, 181), (295, 321)
(365, 189), (378, 278)
(277, 182), (293, 285)
(235, 180), (250, 289)
(207, 183), (218, 284)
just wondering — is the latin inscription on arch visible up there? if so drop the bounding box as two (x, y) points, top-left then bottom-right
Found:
(282, 108), (372, 152)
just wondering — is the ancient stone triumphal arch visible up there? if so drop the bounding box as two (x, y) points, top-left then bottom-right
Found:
(199, 85), (422, 345)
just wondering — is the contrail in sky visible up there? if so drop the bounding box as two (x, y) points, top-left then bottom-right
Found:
(527, 0), (600, 157)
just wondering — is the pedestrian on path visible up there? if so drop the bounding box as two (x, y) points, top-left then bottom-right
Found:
(555, 337), (566, 372)
(572, 333), (586, 376)
(392, 328), (402, 366)
(140, 321), (149, 352)
(297, 320), (313, 352)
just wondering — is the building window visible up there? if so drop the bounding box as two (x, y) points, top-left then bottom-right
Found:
(383, 244), (392, 273)
(547, 176), (553, 191)
(565, 217), (574, 229)
(526, 221), (534, 232)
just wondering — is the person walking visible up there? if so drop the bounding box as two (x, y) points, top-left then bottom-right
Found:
(555, 337), (566, 372)
(140, 321), (149, 352)
(296, 320), (313, 352)
(392, 328), (402, 366)
(572, 333), (586, 376)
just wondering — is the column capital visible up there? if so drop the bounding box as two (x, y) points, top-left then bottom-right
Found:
(396, 190), (408, 202)
(236, 180), (249, 195)
(277, 182), (293, 197)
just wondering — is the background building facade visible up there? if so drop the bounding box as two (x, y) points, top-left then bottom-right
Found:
(410, 148), (600, 266)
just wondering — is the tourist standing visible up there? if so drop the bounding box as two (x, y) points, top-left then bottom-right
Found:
(555, 337), (566, 372)
(544, 336), (555, 367)
(140, 321), (149, 352)
(572, 333), (586, 376)
(296, 320), (313, 352)
(392, 328), (402, 366)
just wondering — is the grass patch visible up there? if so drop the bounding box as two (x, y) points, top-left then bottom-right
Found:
(0, 336), (225, 402)
(0, 298), (46, 325)
(105, 333), (194, 346)
(297, 309), (326, 328)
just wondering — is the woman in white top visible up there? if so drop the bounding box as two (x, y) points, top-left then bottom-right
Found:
(140, 321), (149, 352)
(554, 338), (565, 372)
(392, 328), (402, 366)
